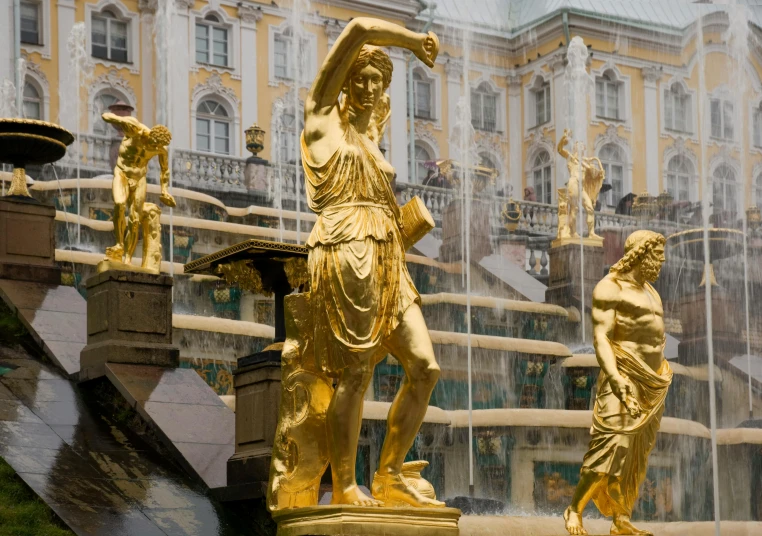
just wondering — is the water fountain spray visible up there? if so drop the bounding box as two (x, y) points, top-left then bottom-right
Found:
(66, 22), (93, 247)
(290, 0), (310, 244)
(272, 100), (285, 242)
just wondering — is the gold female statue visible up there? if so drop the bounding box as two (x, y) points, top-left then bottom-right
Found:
(299, 18), (441, 508)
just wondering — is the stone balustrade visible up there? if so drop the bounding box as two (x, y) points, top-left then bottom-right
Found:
(58, 133), (116, 175)
(172, 150), (247, 193)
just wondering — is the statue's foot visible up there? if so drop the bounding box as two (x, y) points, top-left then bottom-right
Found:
(564, 507), (588, 535)
(589, 232), (603, 240)
(104, 245), (124, 262)
(610, 514), (652, 535)
(371, 472), (445, 508)
(331, 484), (383, 507)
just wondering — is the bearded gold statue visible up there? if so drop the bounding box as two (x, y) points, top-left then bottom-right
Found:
(564, 230), (672, 536)
(268, 18), (445, 512)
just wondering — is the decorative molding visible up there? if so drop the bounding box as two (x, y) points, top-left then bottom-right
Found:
(174, 0), (195, 10)
(138, 0), (157, 14)
(547, 51), (566, 74)
(92, 68), (138, 105)
(324, 19), (344, 43)
(444, 57), (463, 82)
(526, 127), (554, 161)
(505, 71), (522, 89)
(594, 124), (633, 205)
(414, 122), (440, 156)
(238, 3), (263, 25)
(192, 73), (240, 108)
(22, 58), (51, 121)
(641, 65), (663, 84)
(594, 124), (630, 153)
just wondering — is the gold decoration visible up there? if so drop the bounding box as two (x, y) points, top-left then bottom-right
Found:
(98, 113), (175, 274)
(216, 259), (270, 296)
(564, 230), (672, 536)
(283, 257), (309, 290)
(245, 122), (266, 156)
(556, 129), (605, 245)
(268, 17), (448, 519)
(437, 158), (497, 194)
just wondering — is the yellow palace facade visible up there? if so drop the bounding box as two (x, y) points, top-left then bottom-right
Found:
(3, 0), (762, 215)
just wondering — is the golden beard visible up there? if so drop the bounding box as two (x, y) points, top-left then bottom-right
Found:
(641, 254), (662, 282)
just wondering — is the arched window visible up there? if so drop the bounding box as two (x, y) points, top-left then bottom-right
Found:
(755, 173), (762, 208)
(414, 142), (433, 184)
(599, 143), (625, 204)
(531, 76), (551, 127)
(664, 83), (691, 133)
(710, 97), (734, 141)
(753, 103), (762, 148)
(712, 163), (737, 214)
(195, 13), (229, 67)
(532, 150), (552, 204)
(23, 80), (42, 120)
(277, 106), (303, 163)
(471, 82), (497, 132)
(93, 91), (120, 135)
(196, 100), (230, 154)
(666, 155), (693, 202)
(595, 71), (621, 120)
(413, 71), (432, 119)
(92, 9), (128, 62)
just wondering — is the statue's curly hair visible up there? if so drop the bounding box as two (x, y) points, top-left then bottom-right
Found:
(148, 124), (172, 147)
(610, 230), (666, 274)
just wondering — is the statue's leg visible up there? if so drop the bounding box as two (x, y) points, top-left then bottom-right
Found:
(584, 192), (601, 239)
(124, 179), (146, 265)
(327, 360), (381, 506)
(567, 194), (579, 237)
(608, 476), (652, 535)
(108, 169), (128, 260)
(372, 303), (444, 507)
(564, 468), (604, 535)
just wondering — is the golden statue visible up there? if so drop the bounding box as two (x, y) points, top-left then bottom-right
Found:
(564, 230), (672, 536)
(98, 114), (175, 274)
(268, 17), (446, 513)
(557, 129), (605, 244)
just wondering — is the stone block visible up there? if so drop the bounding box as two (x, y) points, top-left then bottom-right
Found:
(439, 199), (493, 264)
(0, 197), (60, 284)
(545, 243), (605, 309)
(79, 271), (178, 381)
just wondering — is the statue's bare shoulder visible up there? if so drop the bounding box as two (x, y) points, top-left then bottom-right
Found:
(592, 274), (622, 311)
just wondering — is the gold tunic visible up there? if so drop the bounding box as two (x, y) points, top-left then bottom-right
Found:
(301, 123), (419, 376)
(582, 341), (673, 517)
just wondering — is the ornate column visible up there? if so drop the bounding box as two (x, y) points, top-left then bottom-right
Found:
(56, 0), (77, 130)
(549, 51), (567, 203)
(642, 66), (662, 195)
(506, 71), (522, 198)
(389, 49), (408, 182)
(138, 0), (157, 124)
(238, 4), (262, 156)
(170, 0), (193, 149)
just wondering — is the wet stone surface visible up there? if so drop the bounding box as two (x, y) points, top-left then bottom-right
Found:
(0, 343), (274, 536)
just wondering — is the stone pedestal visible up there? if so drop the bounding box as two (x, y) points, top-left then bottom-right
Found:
(272, 506), (461, 536)
(0, 197), (60, 284)
(225, 357), (282, 497)
(677, 287), (745, 366)
(545, 242), (605, 309)
(79, 270), (179, 381)
(439, 199), (493, 264)
(244, 156), (270, 192)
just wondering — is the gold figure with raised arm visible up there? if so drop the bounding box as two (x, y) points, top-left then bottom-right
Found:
(267, 18), (443, 511)
(564, 230), (672, 536)
(557, 129), (605, 244)
(98, 114), (175, 274)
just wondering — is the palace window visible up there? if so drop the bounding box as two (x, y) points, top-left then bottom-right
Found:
(93, 92), (120, 135)
(599, 143), (624, 204)
(753, 105), (762, 148)
(533, 80), (551, 127)
(755, 173), (762, 209)
(712, 163), (738, 214)
(664, 83), (691, 133)
(532, 150), (552, 204)
(196, 100), (230, 155)
(710, 98), (734, 140)
(666, 155), (693, 202)
(196, 14), (228, 67)
(595, 71), (621, 120)
(276, 105), (303, 163)
(23, 80), (42, 120)
(20, 1), (41, 45)
(92, 10), (128, 63)
(413, 71), (432, 119)
(414, 142), (433, 184)
(471, 82), (497, 132)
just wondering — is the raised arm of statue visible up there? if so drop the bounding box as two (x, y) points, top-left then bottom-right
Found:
(101, 113), (145, 137)
(305, 18), (438, 120)
(557, 129), (572, 160)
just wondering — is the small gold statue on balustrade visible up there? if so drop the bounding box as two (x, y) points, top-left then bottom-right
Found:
(557, 129), (605, 245)
(267, 18), (461, 533)
(564, 230), (672, 536)
(97, 114), (176, 274)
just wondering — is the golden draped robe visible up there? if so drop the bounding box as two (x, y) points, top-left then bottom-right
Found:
(582, 342), (673, 517)
(301, 123), (419, 376)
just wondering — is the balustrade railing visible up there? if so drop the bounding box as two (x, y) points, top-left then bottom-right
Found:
(58, 133), (116, 175)
(172, 150), (247, 193)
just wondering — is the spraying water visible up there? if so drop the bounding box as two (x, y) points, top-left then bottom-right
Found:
(66, 22), (93, 247)
(15, 58), (26, 117)
(272, 100), (285, 241)
(0, 79), (17, 118)
(290, 0), (310, 244)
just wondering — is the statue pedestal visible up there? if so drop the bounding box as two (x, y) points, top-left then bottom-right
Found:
(79, 270), (179, 381)
(545, 241), (605, 309)
(0, 197), (60, 284)
(439, 199), (493, 263)
(272, 505), (461, 536)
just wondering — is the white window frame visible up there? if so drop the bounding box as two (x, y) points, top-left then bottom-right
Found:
(750, 98), (762, 153)
(276, 103), (303, 164)
(595, 71), (622, 120)
(470, 79), (504, 133)
(268, 21), (317, 87)
(85, 1), (140, 74)
(709, 97), (734, 141)
(195, 99), (232, 155)
(20, 0), (41, 45)
(710, 162), (740, 215)
(524, 72), (554, 136)
(590, 64), (632, 132)
(191, 93), (237, 155)
(22, 65), (49, 121)
(195, 14), (229, 68)
(530, 150), (553, 204)
(413, 142), (434, 184)
(412, 66), (442, 123)
(598, 143), (626, 207)
(660, 77), (697, 141)
(662, 141), (698, 202)
(754, 167), (762, 209)
(665, 155), (693, 203)
(22, 78), (43, 120)
(19, 0), (51, 59)
(191, 6), (241, 78)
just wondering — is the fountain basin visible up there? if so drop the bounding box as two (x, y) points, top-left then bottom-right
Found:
(666, 228), (744, 262)
(0, 119), (74, 166)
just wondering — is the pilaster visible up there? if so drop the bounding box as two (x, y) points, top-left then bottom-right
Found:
(389, 49), (408, 182)
(56, 0), (77, 130)
(642, 66), (662, 195)
(507, 71), (522, 198)
(170, 0), (193, 149)
(549, 51), (567, 202)
(239, 4), (262, 155)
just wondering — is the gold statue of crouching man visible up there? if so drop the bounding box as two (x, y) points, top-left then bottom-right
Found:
(99, 113), (176, 274)
(565, 230), (672, 536)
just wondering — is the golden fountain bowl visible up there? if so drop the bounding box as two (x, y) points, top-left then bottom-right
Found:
(0, 118), (75, 166)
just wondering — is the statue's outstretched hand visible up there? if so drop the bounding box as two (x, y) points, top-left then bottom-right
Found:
(160, 191), (176, 208)
(414, 32), (439, 68)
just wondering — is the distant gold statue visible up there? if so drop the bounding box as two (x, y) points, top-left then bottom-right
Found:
(99, 114), (175, 274)
(268, 18), (442, 511)
(557, 129), (605, 243)
(564, 230), (672, 536)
